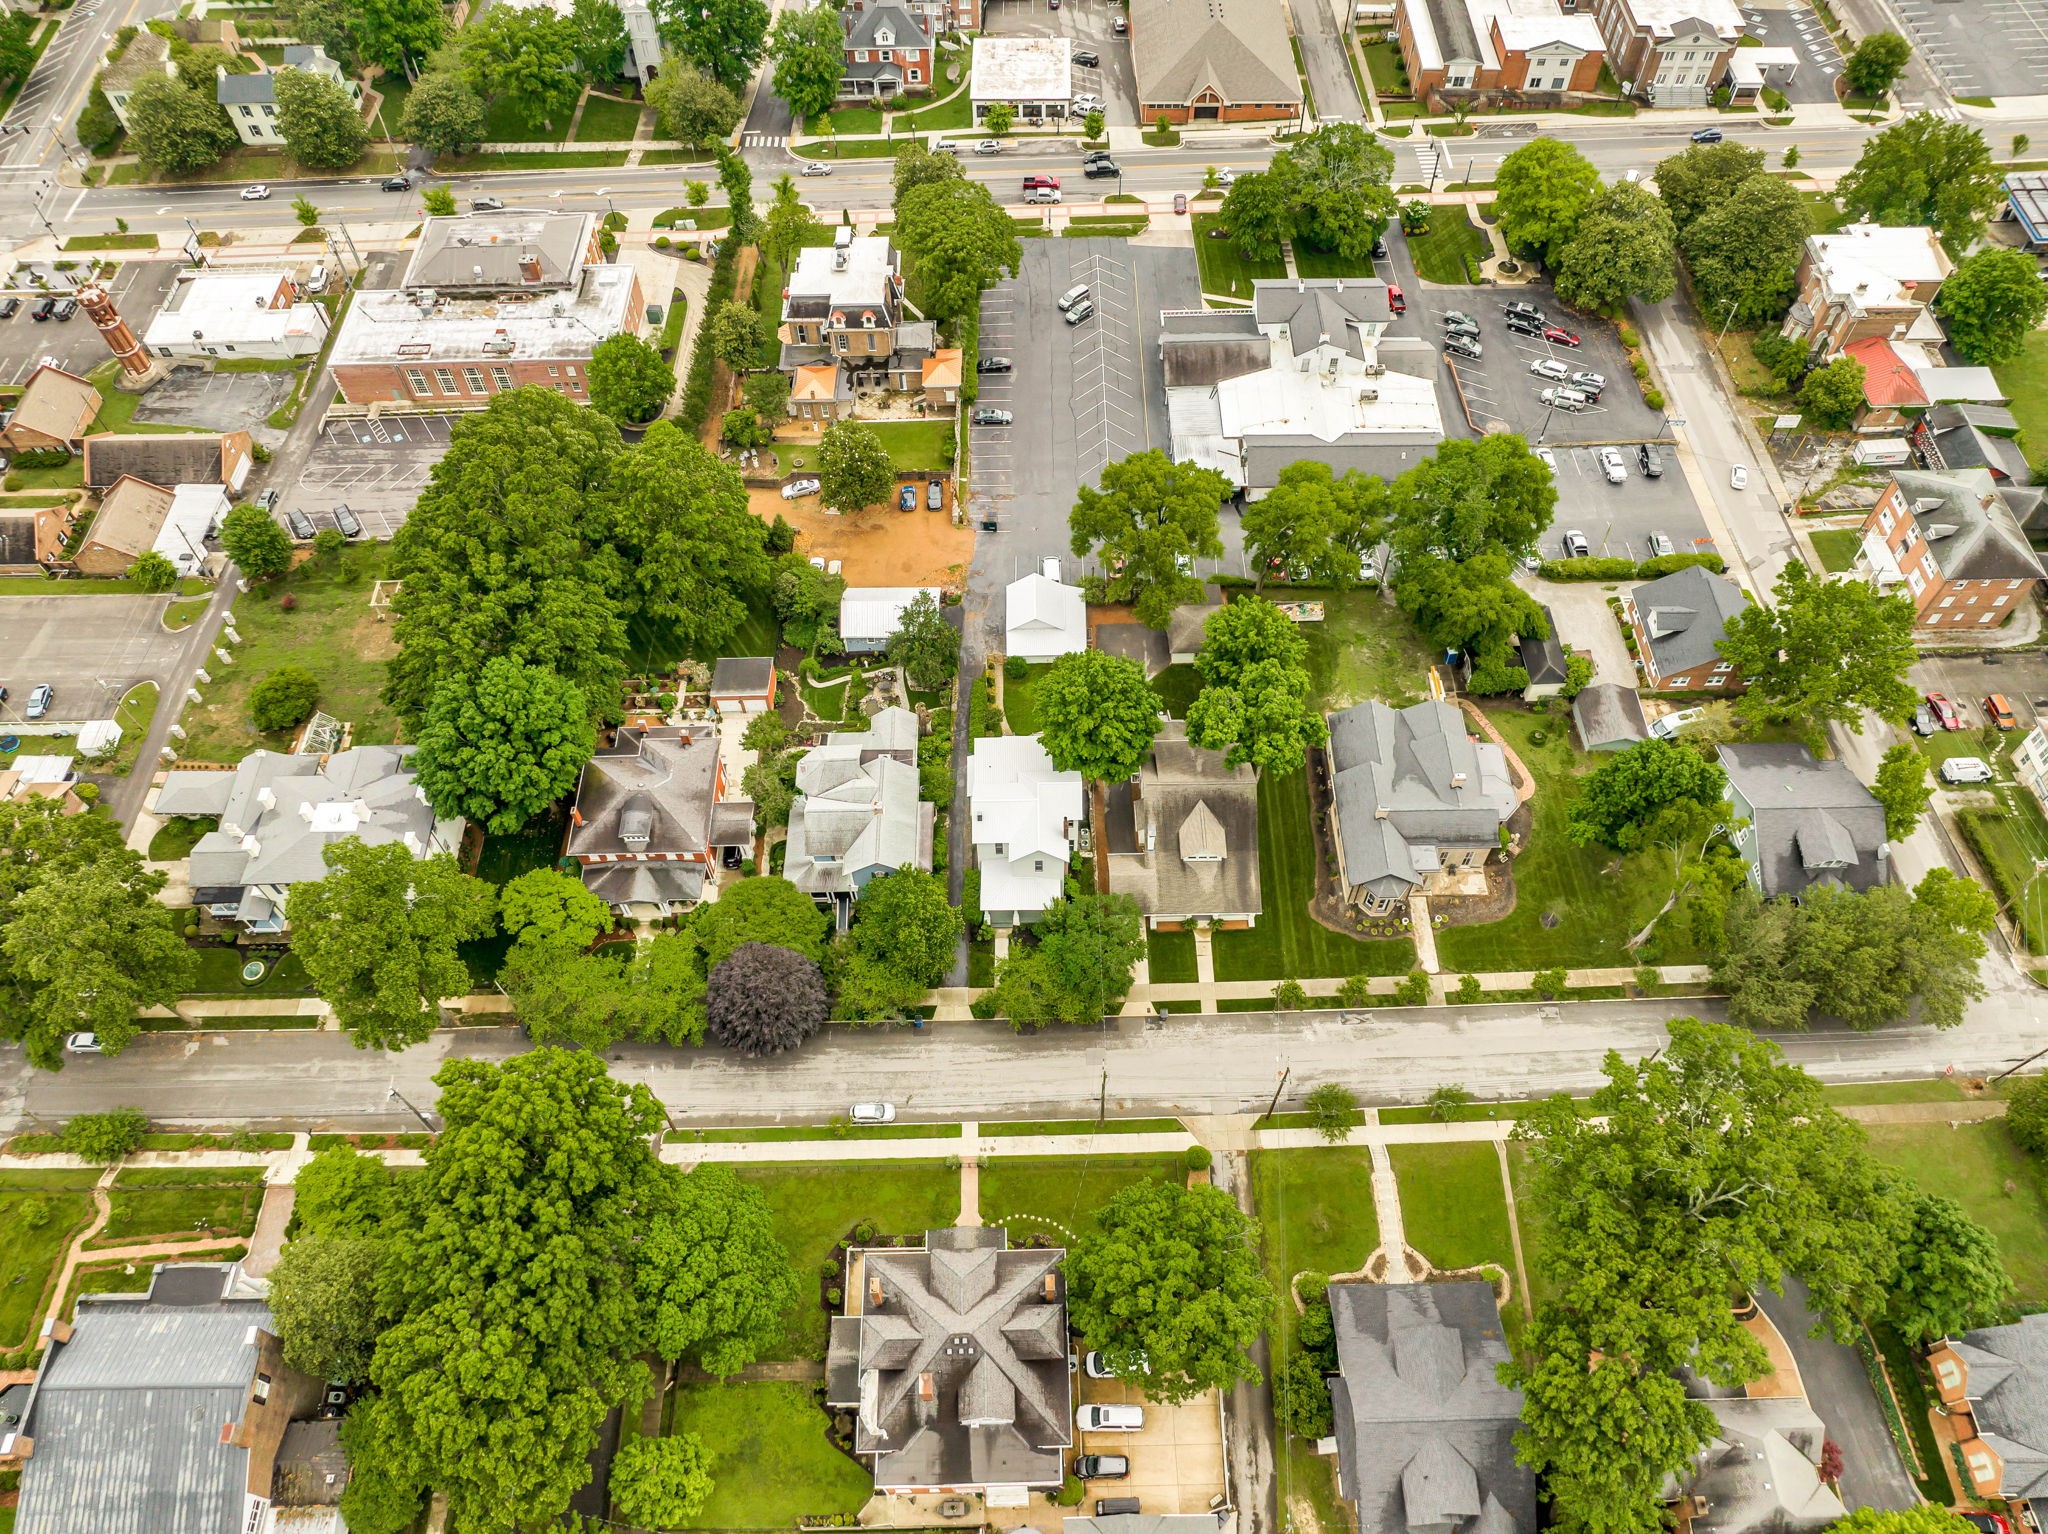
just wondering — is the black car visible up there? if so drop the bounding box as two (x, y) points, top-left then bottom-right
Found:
(332, 503), (363, 539)
(1075, 1456), (1129, 1480)
(1371, 238), (1389, 259)
(1690, 126), (1724, 144)
(285, 507), (317, 541)
(1637, 444), (1663, 478)
(0, 297), (18, 319)
(1073, 48), (1099, 65)
(50, 298), (77, 321)
(381, 175), (411, 191)
(1505, 315), (1544, 338)
(978, 356), (1012, 372)
(29, 297), (53, 320)
(1084, 159), (1120, 177)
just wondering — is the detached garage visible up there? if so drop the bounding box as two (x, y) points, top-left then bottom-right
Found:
(711, 657), (777, 714)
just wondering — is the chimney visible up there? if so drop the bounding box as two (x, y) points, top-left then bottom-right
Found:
(869, 1273), (884, 1309)
(473, 264), (484, 282)
(519, 254), (543, 284)
(42, 1318), (73, 1346)
(1375, 805), (1389, 820)
(918, 1372), (935, 1402)
(1452, 771), (1467, 787)
(1042, 1273), (1058, 1301)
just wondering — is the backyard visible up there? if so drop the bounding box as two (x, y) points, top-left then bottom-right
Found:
(1809, 528), (1862, 573)
(1301, 588), (1436, 711)
(661, 1381), (870, 1528)
(1002, 661), (1051, 734)
(1865, 1120), (2048, 1305)
(1191, 213), (1285, 301)
(1994, 328), (2048, 472)
(90, 1167), (265, 1249)
(864, 420), (953, 473)
(174, 545), (399, 764)
(0, 1170), (101, 1351)
(977, 1153), (1186, 1244)
(1407, 209), (1489, 284)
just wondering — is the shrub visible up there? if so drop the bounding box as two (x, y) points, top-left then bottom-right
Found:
(1643, 388), (1666, 410)
(1635, 551), (1725, 578)
(1003, 654), (1028, 680)
(1273, 978), (1309, 1010)
(1539, 556), (1637, 582)
(1451, 974), (1483, 1005)
(60, 1107), (150, 1162)
(249, 664), (321, 733)
(2009, 1075), (2048, 1155)
(1618, 322), (1639, 348)
(1305, 1080), (1362, 1142)
(1296, 1270), (1329, 1303)
(1530, 966), (1568, 998)
(1184, 1144), (1213, 1172)
(74, 782), (100, 803)
(1394, 970), (1431, 1006)
(12, 447), (71, 469)
(1336, 973), (1374, 1007)
(1427, 1082), (1474, 1120)
(1276, 1352), (1334, 1440)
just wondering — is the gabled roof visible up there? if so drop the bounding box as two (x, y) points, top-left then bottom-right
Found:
(784, 707), (933, 898)
(847, 2), (932, 50)
(1325, 700), (1515, 899)
(1254, 279), (1392, 362)
(1518, 606), (1567, 686)
(1718, 743), (1889, 899)
(6, 364), (101, 446)
(1004, 574), (1086, 659)
(922, 348), (962, 391)
(101, 27), (173, 92)
(568, 726), (726, 859)
(1129, 0), (1300, 107)
(83, 474), (177, 561)
(1843, 337), (1929, 410)
(1106, 719), (1262, 920)
(1631, 564), (1750, 677)
(82, 431), (249, 491)
(1572, 683), (1648, 750)
(1893, 467), (2046, 583)
(1672, 1396), (1846, 1534)
(1958, 1314), (2048, 1496)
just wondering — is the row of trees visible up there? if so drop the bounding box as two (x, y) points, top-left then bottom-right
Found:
(890, 144), (1025, 321)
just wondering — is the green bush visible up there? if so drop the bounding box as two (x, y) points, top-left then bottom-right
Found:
(1530, 966), (1568, 998)
(1394, 970), (1431, 1006)
(1634, 551), (1725, 578)
(1643, 388), (1666, 411)
(1184, 1144), (1213, 1171)
(677, 238), (741, 434)
(249, 664), (321, 733)
(1539, 556), (1637, 582)
(2008, 1075), (2048, 1155)
(12, 447), (70, 469)
(60, 1107), (151, 1162)
(1003, 654), (1027, 680)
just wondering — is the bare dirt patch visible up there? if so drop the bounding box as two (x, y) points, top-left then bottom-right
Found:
(748, 488), (973, 588)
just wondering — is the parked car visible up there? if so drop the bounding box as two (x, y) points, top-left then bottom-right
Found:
(381, 175), (411, 191)
(1371, 237), (1389, 259)
(24, 683), (53, 719)
(801, 162), (832, 177)
(1442, 310), (1476, 330)
(1986, 693), (2018, 730)
(1076, 1404), (1145, 1432)
(1962, 1514), (2013, 1534)
(1057, 283), (1091, 311)
(0, 297), (18, 318)
(1505, 315), (1545, 338)
(1562, 529), (1590, 558)
(241, 184), (273, 200)
(1073, 47), (1100, 65)
(1095, 1499), (1142, 1517)
(1536, 447), (1557, 471)
(1084, 1350), (1151, 1378)
(1649, 706), (1705, 740)
(1112, 13), (1126, 31)
(1173, 192), (1188, 214)
(1443, 335), (1482, 362)
(1073, 93), (1104, 113)
(1540, 386), (1589, 411)
(332, 503), (362, 539)
(1638, 444), (1663, 478)
(1942, 757), (1995, 784)
(1083, 158), (1120, 177)
(255, 487), (280, 513)
(1042, 556), (1061, 581)
(1691, 126), (1725, 144)
(979, 355), (1012, 372)
(974, 139), (1003, 154)
(1074, 1456), (1129, 1480)
(1569, 369), (1606, 395)
(972, 407), (1013, 425)
(1065, 298), (1095, 325)
(1598, 447), (1627, 484)
(471, 196), (505, 210)
(1543, 325), (1581, 347)
(850, 1101), (896, 1123)
(928, 479), (943, 510)
(1386, 282), (1406, 314)
(1503, 300), (1545, 323)
(1927, 692), (1963, 730)
(29, 296), (53, 321)
(900, 483), (918, 511)
(1730, 463), (1750, 489)
(285, 507), (316, 540)
(782, 477), (821, 499)
(1646, 530), (1674, 558)
(64, 1032), (104, 1054)
(1530, 357), (1570, 382)
(1912, 702), (1936, 736)
(50, 298), (76, 321)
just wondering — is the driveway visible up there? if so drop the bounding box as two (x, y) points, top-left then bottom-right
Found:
(1753, 1279), (1919, 1512)
(1737, 0), (1845, 103)
(1521, 575), (1635, 687)
(1287, 0), (1365, 123)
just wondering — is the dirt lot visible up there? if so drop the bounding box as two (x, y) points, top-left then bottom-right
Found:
(748, 487), (974, 589)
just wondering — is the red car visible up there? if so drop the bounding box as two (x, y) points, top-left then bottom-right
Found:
(1927, 692), (1963, 731)
(1387, 283), (1406, 314)
(1544, 325), (1581, 347)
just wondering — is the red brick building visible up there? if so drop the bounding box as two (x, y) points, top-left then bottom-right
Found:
(1858, 469), (2044, 632)
(1131, 0), (1302, 124)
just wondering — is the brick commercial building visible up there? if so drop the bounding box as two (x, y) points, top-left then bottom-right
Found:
(1782, 221), (1951, 361)
(1588, 0), (1741, 105)
(1130, 0), (1302, 124)
(143, 268), (329, 362)
(1858, 467), (2044, 631)
(1393, 0), (1605, 103)
(328, 212), (645, 410)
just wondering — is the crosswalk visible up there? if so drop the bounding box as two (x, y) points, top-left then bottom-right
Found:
(741, 132), (787, 148)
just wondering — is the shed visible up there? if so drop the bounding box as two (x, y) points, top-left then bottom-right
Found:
(840, 586), (940, 655)
(1571, 683), (1648, 752)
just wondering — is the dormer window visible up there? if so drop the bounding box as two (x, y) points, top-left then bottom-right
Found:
(877, 24), (894, 42)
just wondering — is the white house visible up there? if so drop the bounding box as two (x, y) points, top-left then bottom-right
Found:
(840, 586), (940, 655)
(1004, 573), (1086, 663)
(967, 734), (1082, 926)
(216, 46), (360, 146)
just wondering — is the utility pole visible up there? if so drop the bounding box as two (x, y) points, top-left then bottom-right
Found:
(1264, 1066), (1291, 1125)
(387, 1084), (433, 1132)
(1097, 1066), (1107, 1128)
(329, 215), (365, 277)
(1994, 1042), (2048, 1083)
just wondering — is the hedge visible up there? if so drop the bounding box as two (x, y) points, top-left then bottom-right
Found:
(1539, 552), (1727, 582)
(677, 238), (741, 434)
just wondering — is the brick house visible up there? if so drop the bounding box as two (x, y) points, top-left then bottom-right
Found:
(565, 724), (756, 916)
(1857, 467), (2044, 632)
(843, 0), (978, 38)
(1393, 0), (1604, 102)
(840, 3), (934, 100)
(1841, 336), (1929, 435)
(1130, 0), (1302, 124)
(1622, 564), (1752, 691)
(1588, 0), (1741, 105)
(0, 364), (102, 453)
(1781, 221), (1951, 360)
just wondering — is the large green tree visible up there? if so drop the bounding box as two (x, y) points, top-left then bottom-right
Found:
(396, 69), (485, 155)
(1066, 1179), (1274, 1404)
(1653, 141), (1767, 235)
(653, 0), (769, 91)
(634, 1162), (801, 1372)
(570, 0), (628, 76)
(1935, 246), (2048, 365)
(1565, 738), (1725, 852)
(412, 657), (595, 836)
(1494, 135), (1600, 263)
(274, 66), (369, 169)
(609, 1435), (715, 1527)
(266, 1237), (386, 1383)
(690, 874), (831, 968)
(1888, 1191), (2012, 1345)
(1839, 114), (2002, 257)
(646, 63), (741, 147)
(894, 177), (1023, 319)
(1843, 29), (1911, 98)
(1718, 561), (1917, 743)
(355, 0), (445, 72)
(1217, 165), (1297, 263)
(1682, 174), (1810, 327)
(892, 141), (964, 210)
(1241, 460), (1384, 588)
(1278, 122), (1397, 260)
(339, 1050), (667, 1534)
(1872, 742), (1932, 839)
(458, 5), (581, 126)
(587, 333), (676, 423)
(285, 838), (498, 1050)
(1069, 450), (1229, 627)
(1799, 355), (1868, 430)
(125, 73), (236, 175)
(219, 503), (294, 578)
(1019, 891), (1148, 1026)
(769, 2), (845, 125)
(851, 868), (963, 991)
(1037, 648), (1163, 785)
(292, 1144), (397, 1237)
(817, 420), (897, 515)
(1388, 432), (1555, 566)
(1554, 180), (1677, 312)
(607, 421), (768, 652)
(886, 590), (959, 692)
(1186, 597), (1328, 775)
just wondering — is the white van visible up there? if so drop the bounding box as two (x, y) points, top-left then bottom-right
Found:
(1941, 757), (1994, 784)
(1539, 386), (1590, 412)
(1077, 1404), (1145, 1432)
(1025, 185), (1062, 204)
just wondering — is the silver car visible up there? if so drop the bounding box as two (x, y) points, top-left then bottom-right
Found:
(851, 1101), (896, 1123)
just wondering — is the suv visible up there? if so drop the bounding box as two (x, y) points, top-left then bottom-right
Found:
(1569, 369), (1606, 395)
(285, 507), (317, 540)
(1442, 334), (1482, 362)
(1073, 48), (1100, 65)
(50, 298), (77, 321)
(1064, 298), (1095, 325)
(1598, 447), (1628, 484)
(29, 296), (53, 321)
(471, 195), (505, 211)
(1084, 159), (1120, 178)
(1503, 300), (1545, 324)
(1637, 443), (1663, 478)
(1529, 357), (1570, 382)
(1057, 283), (1091, 312)
(254, 488), (280, 513)
(1077, 1404), (1145, 1432)
(1074, 1456), (1129, 1480)
(1442, 315), (1480, 339)
(332, 503), (363, 539)
(1539, 386), (1589, 411)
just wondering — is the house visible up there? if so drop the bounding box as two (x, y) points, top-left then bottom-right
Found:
(1930, 1311), (2048, 1502)
(99, 28), (176, 130)
(1666, 1391), (1846, 1534)
(709, 656), (777, 714)
(1913, 404), (2039, 532)
(1857, 467), (2044, 630)
(2015, 727), (2048, 820)
(8, 1262), (338, 1534)
(1719, 742), (1890, 900)
(784, 705), (933, 919)
(0, 501), (82, 576)
(154, 746), (464, 935)
(216, 46), (361, 145)
(791, 362), (854, 423)
(143, 269), (330, 363)
(1130, 0), (1302, 123)
(1, 364), (102, 453)
(921, 348), (962, 409)
(1004, 573), (1086, 663)
(845, 0), (981, 39)
(1166, 595), (1224, 665)
(841, 3), (935, 100)
(971, 35), (1073, 123)
(1162, 280), (1444, 500)
(968, 734), (1083, 926)
(1324, 699), (1516, 915)
(1622, 564), (1751, 691)
(1393, 0), (1604, 103)
(0, 756), (86, 816)
(1588, 0), (1742, 105)
(1518, 606), (1568, 700)
(565, 724), (755, 915)
(1105, 719), (1261, 928)
(1842, 336), (1929, 435)
(1782, 222), (1951, 360)
(330, 212), (644, 410)
(83, 431), (254, 495)
(72, 475), (223, 577)
(1572, 683), (1649, 752)
(841, 586), (939, 655)
(779, 230), (926, 403)
(1326, 1281), (1535, 1534)
(824, 1226), (1071, 1497)
(2002, 171), (2048, 252)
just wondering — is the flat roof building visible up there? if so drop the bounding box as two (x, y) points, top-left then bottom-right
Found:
(143, 268), (330, 362)
(972, 35), (1074, 119)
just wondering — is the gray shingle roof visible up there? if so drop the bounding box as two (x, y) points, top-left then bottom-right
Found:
(1518, 606), (1567, 687)
(1325, 701), (1514, 900)
(846, 2), (932, 49)
(1671, 1395), (1845, 1534)
(1571, 684), (1647, 751)
(1631, 564), (1750, 677)
(1719, 743), (1890, 899)
(568, 725), (722, 859)
(1327, 1282), (1533, 1534)
(215, 68), (276, 105)
(1254, 279), (1392, 362)
(83, 432), (245, 491)
(784, 706), (931, 899)
(711, 656), (775, 697)
(1960, 1315), (2048, 1496)
(1892, 467), (2046, 582)
(1106, 719), (1262, 921)
(1130, 0), (1300, 106)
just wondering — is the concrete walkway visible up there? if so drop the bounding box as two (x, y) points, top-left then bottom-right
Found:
(1368, 1143), (1417, 1282)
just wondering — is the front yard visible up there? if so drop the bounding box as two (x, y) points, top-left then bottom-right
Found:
(1191, 213), (1286, 301)
(0, 1170), (101, 1352)
(90, 1167), (265, 1248)
(1407, 209), (1489, 284)
(1386, 1143), (1517, 1282)
(1865, 1120), (2048, 1305)
(661, 1381), (870, 1528)
(978, 1153), (1187, 1244)
(1993, 328), (2048, 473)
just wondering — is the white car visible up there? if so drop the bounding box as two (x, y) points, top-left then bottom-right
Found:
(850, 1101), (896, 1124)
(974, 139), (1003, 154)
(1598, 447), (1628, 484)
(1073, 93), (1105, 112)
(1535, 447), (1557, 472)
(1529, 357), (1570, 382)
(801, 162), (832, 177)
(1084, 1349), (1152, 1379)
(1648, 707), (1705, 740)
(1077, 1404), (1146, 1432)
(1941, 757), (1994, 784)
(1730, 464), (1750, 490)
(781, 477), (821, 499)
(241, 184), (272, 200)
(64, 1032), (104, 1054)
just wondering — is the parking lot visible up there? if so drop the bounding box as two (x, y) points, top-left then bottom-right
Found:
(1538, 441), (1717, 562)
(1913, 652), (2048, 734)
(0, 594), (189, 728)
(278, 413), (460, 537)
(131, 365), (297, 433)
(980, 0), (1138, 126)
(1885, 0), (2048, 98)
(1738, 0), (1844, 103)
(0, 261), (178, 386)
(1074, 1374), (1226, 1515)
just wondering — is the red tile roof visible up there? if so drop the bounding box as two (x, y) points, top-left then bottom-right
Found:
(1844, 337), (1929, 410)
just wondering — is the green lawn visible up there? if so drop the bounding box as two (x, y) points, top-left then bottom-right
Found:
(1408, 208), (1489, 284)
(1822, 1079), (1978, 1106)
(1959, 800), (2048, 954)
(1434, 708), (1708, 972)
(1293, 244), (1378, 279)
(676, 1122), (959, 1143)
(1360, 37), (1408, 99)
(1147, 926), (1198, 983)
(981, 1117), (1185, 1137)
(731, 1161), (958, 1359)
(481, 94), (565, 142)
(1210, 768), (1416, 981)
(185, 946), (314, 995)
(1809, 528), (1862, 573)
(1504, 1144), (1559, 1310)
(899, 87), (973, 132)
(1191, 213), (1286, 300)
(174, 546), (398, 764)
(864, 420), (953, 473)
(369, 70), (411, 139)
(92, 1171), (263, 1248)
(0, 1187), (98, 1348)
(1002, 661), (1051, 734)
(434, 149), (629, 170)
(1381, 1097), (1570, 1124)
(1302, 587), (1436, 711)
(977, 1154), (1186, 1244)
(148, 815), (217, 861)
(626, 597), (776, 676)
(1388, 1143), (1514, 1277)
(661, 1382), (870, 1528)
(826, 103), (886, 134)
(1993, 328), (2048, 473)
(574, 92), (645, 142)
(1865, 1120), (2048, 1305)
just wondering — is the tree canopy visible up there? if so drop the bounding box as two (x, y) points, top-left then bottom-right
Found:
(456, 5), (582, 126)
(273, 66), (369, 169)
(1186, 597), (1328, 775)
(691, 874), (831, 967)
(852, 867), (963, 990)
(1036, 648), (1163, 784)
(412, 657), (595, 836)
(1888, 1191), (2012, 1345)
(769, 2), (844, 124)
(1654, 141), (1768, 235)
(219, 502), (294, 579)
(817, 420), (897, 515)
(645, 63), (741, 146)
(1069, 450), (1229, 627)
(634, 1162), (801, 1372)
(1566, 739), (1725, 852)
(1555, 181), (1676, 312)
(1494, 136), (1601, 264)
(1719, 561), (1917, 744)
(1872, 743), (1932, 840)
(705, 941), (828, 1056)
(1839, 115), (2002, 257)
(1241, 460), (1383, 588)
(125, 73), (237, 175)
(396, 70), (485, 155)
(606, 421), (769, 651)
(887, 590), (959, 691)
(1843, 29), (1912, 98)
(653, 0), (769, 90)
(1935, 246), (2048, 365)
(894, 178), (1022, 319)
(1066, 1179), (1275, 1404)
(587, 333), (676, 423)
(1682, 173), (1810, 328)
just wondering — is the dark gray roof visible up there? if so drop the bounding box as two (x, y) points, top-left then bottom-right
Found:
(272, 1417), (347, 1507)
(1063, 1519), (1233, 1534)
(1423, 0), (1482, 63)
(1243, 439), (1437, 493)
(1892, 467), (2046, 582)
(0, 513), (36, 566)
(82, 432), (241, 490)
(568, 725), (721, 859)
(1166, 597), (1223, 656)
(1130, 0), (1300, 107)
(215, 68), (276, 105)
(1325, 701), (1515, 900)
(846, 2), (931, 48)
(1327, 1282), (1533, 1534)
(1518, 607), (1567, 686)
(1106, 719), (1262, 920)
(710, 656), (775, 697)
(824, 1227), (1071, 1492)
(1253, 279), (1392, 362)
(1631, 564), (1750, 677)
(1960, 1314), (2048, 1497)
(1719, 743), (1890, 900)
(1095, 621), (1171, 676)
(1926, 417), (2033, 485)
(1673, 1396), (1845, 1534)
(1160, 309), (1266, 387)
(403, 210), (595, 291)
(1572, 684), (1647, 751)
(583, 861), (705, 907)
